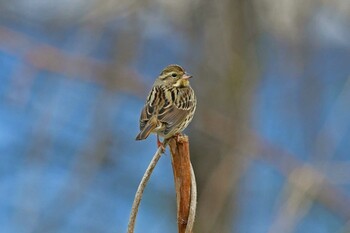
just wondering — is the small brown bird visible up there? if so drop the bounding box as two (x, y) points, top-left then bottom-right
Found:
(136, 64), (196, 147)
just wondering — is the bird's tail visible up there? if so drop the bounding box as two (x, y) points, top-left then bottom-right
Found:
(135, 118), (157, 140)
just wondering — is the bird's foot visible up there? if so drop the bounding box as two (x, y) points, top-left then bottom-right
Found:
(173, 133), (186, 143)
(157, 136), (166, 153)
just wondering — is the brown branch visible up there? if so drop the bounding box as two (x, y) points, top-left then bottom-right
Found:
(169, 135), (196, 233)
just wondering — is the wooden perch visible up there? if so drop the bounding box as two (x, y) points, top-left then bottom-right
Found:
(169, 135), (196, 233)
(128, 136), (196, 233)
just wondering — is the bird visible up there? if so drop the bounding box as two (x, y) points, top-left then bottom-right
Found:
(135, 64), (196, 148)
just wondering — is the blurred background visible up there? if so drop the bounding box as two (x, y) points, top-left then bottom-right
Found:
(1, 0), (350, 233)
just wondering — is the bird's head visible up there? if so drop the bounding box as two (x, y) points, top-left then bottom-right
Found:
(156, 64), (192, 87)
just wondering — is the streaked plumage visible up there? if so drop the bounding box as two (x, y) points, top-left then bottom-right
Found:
(135, 65), (196, 144)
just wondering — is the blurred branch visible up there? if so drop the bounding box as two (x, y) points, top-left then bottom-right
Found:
(169, 135), (197, 233)
(195, 148), (251, 232)
(128, 144), (166, 233)
(82, 0), (143, 23)
(322, 162), (350, 184)
(0, 26), (146, 98)
(256, 135), (350, 220)
(194, 110), (350, 220)
(30, 93), (118, 232)
(268, 165), (324, 233)
(312, 75), (350, 162)
(268, 75), (350, 232)
(265, 73), (350, 231)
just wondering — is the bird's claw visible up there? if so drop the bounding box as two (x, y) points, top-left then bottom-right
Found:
(174, 133), (186, 143)
(157, 136), (166, 153)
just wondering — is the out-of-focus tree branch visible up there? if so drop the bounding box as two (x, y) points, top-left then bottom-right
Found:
(0, 26), (146, 98)
(194, 109), (350, 220)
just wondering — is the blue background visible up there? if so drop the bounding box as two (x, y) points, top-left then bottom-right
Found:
(1, 1), (350, 233)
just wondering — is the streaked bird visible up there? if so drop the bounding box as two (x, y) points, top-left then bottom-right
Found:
(136, 64), (196, 147)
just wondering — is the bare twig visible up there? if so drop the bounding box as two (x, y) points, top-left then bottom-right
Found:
(186, 162), (197, 233)
(127, 144), (166, 233)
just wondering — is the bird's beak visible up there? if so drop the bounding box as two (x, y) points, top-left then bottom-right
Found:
(182, 73), (193, 80)
(173, 73), (192, 87)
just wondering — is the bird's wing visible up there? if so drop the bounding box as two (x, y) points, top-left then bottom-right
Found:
(139, 86), (195, 136)
(158, 87), (196, 135)
(158, 107), (189, 135)
(139, 86), (160, 131)
(139, 106), (149, 131)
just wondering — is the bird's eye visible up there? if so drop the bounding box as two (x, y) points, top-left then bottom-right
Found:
(171, 73), (177, 78)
